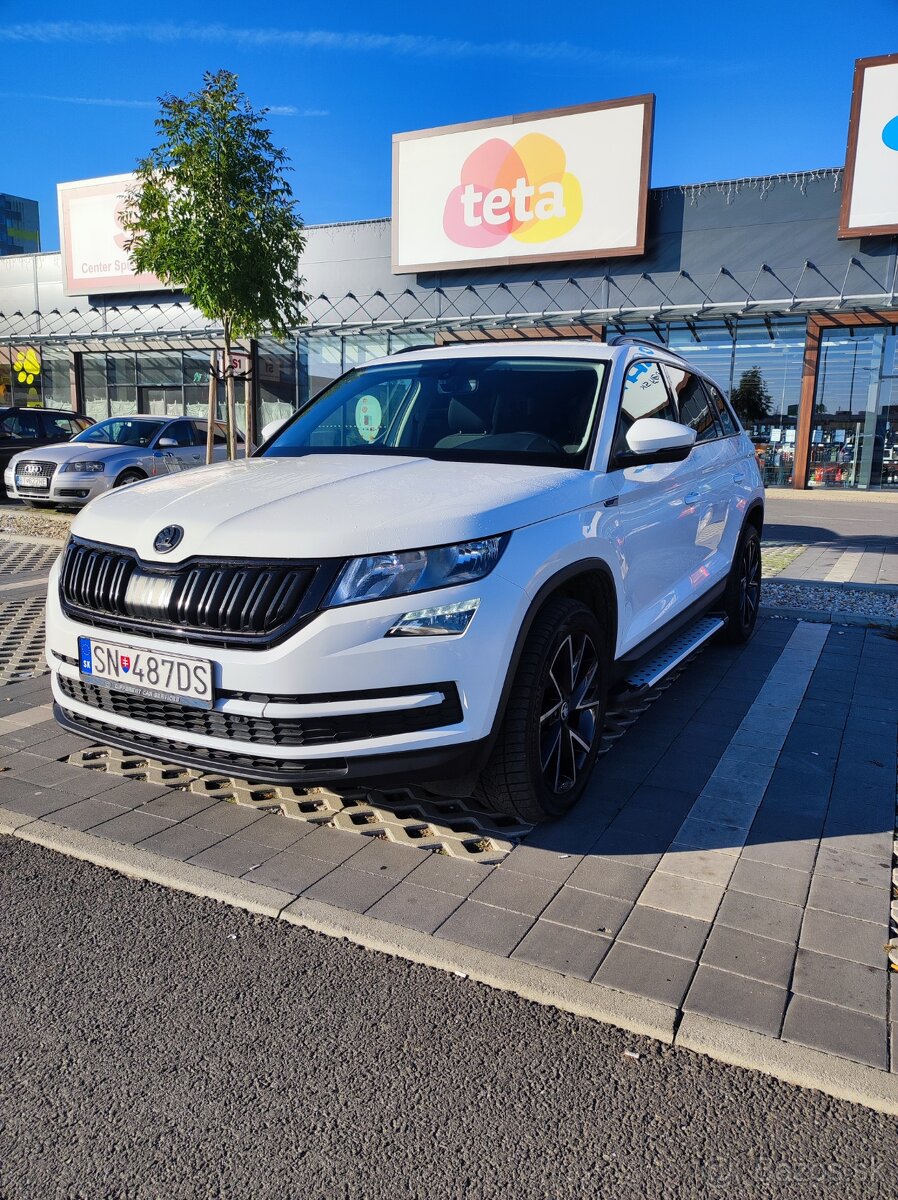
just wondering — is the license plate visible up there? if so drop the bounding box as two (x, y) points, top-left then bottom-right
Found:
(17, 475), (48, 488)
(77, 636), (213, 710)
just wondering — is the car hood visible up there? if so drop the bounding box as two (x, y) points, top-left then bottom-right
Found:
(71, 454), (599, 561)
(9, 442), (117, 466)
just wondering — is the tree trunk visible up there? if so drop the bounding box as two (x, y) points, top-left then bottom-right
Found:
(205, 349), (217, 465)
(223, 318), (237, 461)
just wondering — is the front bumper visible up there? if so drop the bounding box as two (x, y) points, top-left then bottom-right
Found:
(46, 557), (527, 787)
(53, 701), (492, 787)
(5, 468), (112, 505)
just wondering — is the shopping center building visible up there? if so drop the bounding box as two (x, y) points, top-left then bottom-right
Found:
(2, 57), (897, 490)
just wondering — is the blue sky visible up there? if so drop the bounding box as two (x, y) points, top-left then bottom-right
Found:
(4, 1), (897, 251)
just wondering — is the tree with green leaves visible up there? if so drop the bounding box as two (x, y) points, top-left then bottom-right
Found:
(123, 69), (309, 461)
(730, 366), (773, 427)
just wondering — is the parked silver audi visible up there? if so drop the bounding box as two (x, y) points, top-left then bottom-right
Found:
(4, 415), (240, 508)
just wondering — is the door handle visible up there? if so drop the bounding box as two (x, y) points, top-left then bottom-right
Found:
(684, 491), (700, 505)
(733, 472), (745, 483)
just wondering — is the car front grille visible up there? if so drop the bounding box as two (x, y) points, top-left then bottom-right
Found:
(59, 537), (340, 649)
(15, 460), (56, 489)
(58, 675), (463, 747)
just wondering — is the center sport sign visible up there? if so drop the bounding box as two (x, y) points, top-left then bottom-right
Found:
(58, 174), (167, 297)
(392, 96), (654, 274)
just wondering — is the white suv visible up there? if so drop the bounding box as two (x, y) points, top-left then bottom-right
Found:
(46, 339), (763, 821)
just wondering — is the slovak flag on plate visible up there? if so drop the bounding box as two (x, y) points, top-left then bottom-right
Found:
(120, 656), (131, 673)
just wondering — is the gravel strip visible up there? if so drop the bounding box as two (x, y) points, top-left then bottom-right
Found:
(762, 582), (898, 619)
(0, 507), (73, 542)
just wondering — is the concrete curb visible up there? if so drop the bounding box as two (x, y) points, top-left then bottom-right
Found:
(677, 1013), (898, 1116)
(768, 578), (898, 597)
(278, 896), (677, 1042)
(13, 817), (294, 919)
(0, 574), (51, 594)
(0, 531), (67, 548)
(4, 808), (897, 1114)
(760, 605), (898, 630)
(0, 808), (36, 835)
(1, 807), (677, 1043)
(764, 488), (898, 505)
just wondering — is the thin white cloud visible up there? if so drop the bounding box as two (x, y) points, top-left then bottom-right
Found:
(268, 105), (329, 117)
(0, 92), (325, 115)
(0, 91), (155, 109)
(0, 20), (688, 69)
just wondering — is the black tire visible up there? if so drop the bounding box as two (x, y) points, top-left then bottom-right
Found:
(475, 596), (609, 823)
(114, 469), (145, 488)
(722, 523), (762, 643)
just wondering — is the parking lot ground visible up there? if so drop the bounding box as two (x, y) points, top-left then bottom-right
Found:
(2, 835), (894, 1200)
(3, 601), (896, 1111)
(762, 490), (898, 587)
(1, 498), (897, 1112)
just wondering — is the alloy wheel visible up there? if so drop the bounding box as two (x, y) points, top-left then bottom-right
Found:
(538, 632), (602, 794)
(739, 536), (761, 629)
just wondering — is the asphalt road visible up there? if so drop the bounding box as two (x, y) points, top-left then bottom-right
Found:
(1, 838), (893, 1200)
(763, 493), (897, 548)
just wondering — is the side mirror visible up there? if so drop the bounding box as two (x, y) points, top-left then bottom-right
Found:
(156, 436), (178, 449)
(260, 416), (290, 443)
(615, 418), (696, 468)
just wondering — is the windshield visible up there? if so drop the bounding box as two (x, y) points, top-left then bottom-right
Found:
(73, 418), (166, 448)
(263, 356), (607, 468)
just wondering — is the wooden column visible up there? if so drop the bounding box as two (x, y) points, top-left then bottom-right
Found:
(793, 316), (821, 490)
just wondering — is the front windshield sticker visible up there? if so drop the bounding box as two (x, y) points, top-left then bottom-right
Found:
(355, 395), (383, 443)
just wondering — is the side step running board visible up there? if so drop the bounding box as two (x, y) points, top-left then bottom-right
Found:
(621, 615), (726, 690)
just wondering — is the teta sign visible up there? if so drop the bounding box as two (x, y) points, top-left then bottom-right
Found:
(392, 96), (654, 274)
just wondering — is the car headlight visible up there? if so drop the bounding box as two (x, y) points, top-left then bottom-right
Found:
(326, 536), (507, 607)
(60, 461), (105, 474)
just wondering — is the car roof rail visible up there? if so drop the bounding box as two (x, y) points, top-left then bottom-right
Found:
(607, 334), (684, 356)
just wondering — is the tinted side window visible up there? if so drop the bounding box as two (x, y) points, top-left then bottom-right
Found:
(665, 367), (721, 443)
(205, 422), (244, 445)
(42, 414), (79, 439)
(613, 361), (677, 459)
(0, 410), (42, 438)
(705, 381), (739, 436)
(163, 420), (194, 447)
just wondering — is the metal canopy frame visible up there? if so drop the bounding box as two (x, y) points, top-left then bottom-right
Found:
(2, 255), (898, 348)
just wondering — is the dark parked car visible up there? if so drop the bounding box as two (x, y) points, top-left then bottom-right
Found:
(0, 407), (93, 495)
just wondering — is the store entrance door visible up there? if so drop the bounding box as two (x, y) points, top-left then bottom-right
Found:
(138, 386), (184, 417)
(807, 325), (898, 489)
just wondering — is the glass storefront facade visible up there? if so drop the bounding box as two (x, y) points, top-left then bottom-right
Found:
(297, 330), (434, 410)
(81, 348), (228, 424)
(0, 344), (73, 409)
(2, 316), (896, 491)
(292, 317), (897, 490)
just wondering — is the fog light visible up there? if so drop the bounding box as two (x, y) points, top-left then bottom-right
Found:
(387, 598), (480, 637)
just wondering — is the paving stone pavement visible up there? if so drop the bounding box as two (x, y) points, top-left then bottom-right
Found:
(778, 542), (898, 587)
(3, 613), (896, 1085)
